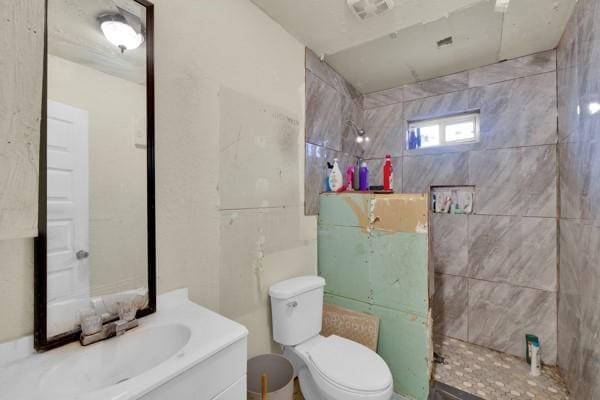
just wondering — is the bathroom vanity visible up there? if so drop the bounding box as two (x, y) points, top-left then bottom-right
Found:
(0, 290), (248, 400)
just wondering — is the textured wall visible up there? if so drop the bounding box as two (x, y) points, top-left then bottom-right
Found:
(154, 0), (316, 358)
(0, 0), (45, 239)
(0, 0), (44, 342)
(557, 0), (600, 397)
(306, 50), (560, 363)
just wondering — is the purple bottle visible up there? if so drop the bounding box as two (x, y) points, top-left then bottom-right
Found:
(359, 162), (369, 191)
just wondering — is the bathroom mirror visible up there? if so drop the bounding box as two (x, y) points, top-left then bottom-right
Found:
(35, 0), (155, 351)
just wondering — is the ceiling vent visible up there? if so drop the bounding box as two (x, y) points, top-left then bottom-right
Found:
(346, 0), (395, 21)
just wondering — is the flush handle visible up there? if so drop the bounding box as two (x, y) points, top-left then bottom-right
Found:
(287, 301), (298, 308)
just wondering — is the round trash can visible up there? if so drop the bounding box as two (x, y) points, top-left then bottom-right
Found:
(247, 354), (294, 400)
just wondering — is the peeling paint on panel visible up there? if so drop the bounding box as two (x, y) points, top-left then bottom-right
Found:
(371, 193), (429, 234)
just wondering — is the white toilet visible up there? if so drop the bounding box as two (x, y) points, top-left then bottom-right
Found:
(269, 276), (393, 400)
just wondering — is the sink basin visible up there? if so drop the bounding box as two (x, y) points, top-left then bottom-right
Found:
(0, 289), (248, 400)
(40, 324), (191, 397)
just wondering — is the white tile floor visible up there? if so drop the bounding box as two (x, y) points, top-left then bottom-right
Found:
(433, 335), (569, 400)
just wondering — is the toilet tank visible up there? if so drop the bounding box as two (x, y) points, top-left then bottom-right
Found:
(269, 276), (326, 346)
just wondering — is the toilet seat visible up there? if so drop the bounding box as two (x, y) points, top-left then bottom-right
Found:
(303, 335), (393, 400)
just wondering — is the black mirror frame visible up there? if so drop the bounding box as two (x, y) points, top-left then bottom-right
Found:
(34, 0), (156, 352)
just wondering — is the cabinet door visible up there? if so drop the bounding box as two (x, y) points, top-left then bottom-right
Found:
(212, 376), (246, 400)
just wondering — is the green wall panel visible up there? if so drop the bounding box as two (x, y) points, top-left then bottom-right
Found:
(325, 294), (431, 400)
(369, 230), (429, 316)
(318, 192), (372, 228)
(318, 193), (431, 400)
(318, 224), (371, 303)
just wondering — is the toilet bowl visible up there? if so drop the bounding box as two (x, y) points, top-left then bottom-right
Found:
(269, 276), (393, 400)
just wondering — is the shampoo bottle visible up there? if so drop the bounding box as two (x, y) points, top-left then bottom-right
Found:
(383, 154), (393, 191)
(346, 166), (354, 191)
(530, 343), (541, 376)
(328, 158), (343, 192)
(359, 162), (369, 191)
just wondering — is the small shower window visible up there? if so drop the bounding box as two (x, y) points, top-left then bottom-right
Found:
(406, 111), (480, 150)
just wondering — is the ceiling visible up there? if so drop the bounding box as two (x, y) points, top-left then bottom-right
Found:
(48, 0), (147, 85)
(251, 0), (576, 93)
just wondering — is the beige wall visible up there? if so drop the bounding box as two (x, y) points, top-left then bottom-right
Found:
(47, 55), (148, 296)
(0, 0), (44, 342)
(0, 0), (44, 240)
(154, 0), (316, 357)
(0, 0), (317, 355)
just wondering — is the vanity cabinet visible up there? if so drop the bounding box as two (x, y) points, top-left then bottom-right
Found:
(141, 338), (247, 400)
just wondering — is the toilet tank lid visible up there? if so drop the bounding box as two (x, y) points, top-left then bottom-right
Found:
(269, 276), (325, 299)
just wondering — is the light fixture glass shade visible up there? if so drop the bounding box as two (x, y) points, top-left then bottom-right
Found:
(100, 20), (144, 52)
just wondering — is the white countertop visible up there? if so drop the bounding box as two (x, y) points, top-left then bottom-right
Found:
(0, 289), (248, 400)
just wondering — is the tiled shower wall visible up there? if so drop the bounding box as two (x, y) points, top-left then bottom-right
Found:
(305, 49), (560, 363)
(557, 0), (600, 397)
(305, 49), (364, 214)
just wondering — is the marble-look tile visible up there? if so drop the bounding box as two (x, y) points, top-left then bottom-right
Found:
(306, 48), (360, 100)
(304, 143), (355, 215)
(433, 273), (468, 341)
(305, 48), (338, 92)
(403, 72), (469, 102)
(559, 140), (600, 220)
(467, 215), (557, 291)
(468, 279), (557, 364)
(469, 73), (558, 149)
(364, 157), (402, 191)
(305, 71), (343, 150)
(468, 50), (556, 88)
(576, 63), (600, 143)
(576, 0), (600, 69)
(403, 90), (470, 123)
(559, 218), (600, 299)
(557, 67), (579, 142)
(362, 86), (404, 109)
(403, 152), (469, 193)
(362, 102), (405, 158)
(431, 214), (468, 276)
(577, 293), (600, 399)
(341, 96), (365, 156)
(469, 146), (557, 218)
(557, 292), (582, 391)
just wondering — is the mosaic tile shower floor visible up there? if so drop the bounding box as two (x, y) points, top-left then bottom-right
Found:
(433, 335), (569, 400)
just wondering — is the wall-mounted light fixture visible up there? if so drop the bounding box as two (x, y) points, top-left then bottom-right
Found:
(98, 12), (144, 53)
(345, 120), (370, 143)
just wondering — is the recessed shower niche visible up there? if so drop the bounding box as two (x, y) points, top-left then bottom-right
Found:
(431, 186), (474, 215)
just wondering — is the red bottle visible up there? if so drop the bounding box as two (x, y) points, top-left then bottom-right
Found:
(383, 154), (393, 191)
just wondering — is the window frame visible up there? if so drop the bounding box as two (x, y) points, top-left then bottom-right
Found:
(407, 111), (480, 150)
